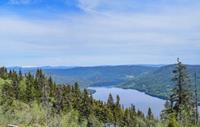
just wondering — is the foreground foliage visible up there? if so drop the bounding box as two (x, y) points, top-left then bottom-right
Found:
(0, 67), (159, 127)
(0, 60), (198, 127)
(161, 60), (199, 127)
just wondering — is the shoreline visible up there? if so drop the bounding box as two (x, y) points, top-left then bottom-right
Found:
(89, 86), (200, 106)
(120, 87), (168, 100)
(88, 86), (167, 100)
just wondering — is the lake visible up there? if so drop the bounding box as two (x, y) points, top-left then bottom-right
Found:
(89, 87), (200, 118)
(88, 87), (166, 118)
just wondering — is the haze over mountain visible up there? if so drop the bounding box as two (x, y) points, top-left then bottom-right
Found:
(9, 65), (158, 88)
(9, 64), (200, 101)
(0, 0), (200, 126)
(1, 0), (200, 66)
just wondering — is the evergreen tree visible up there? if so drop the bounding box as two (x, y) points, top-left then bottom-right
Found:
(11, 71), (20, 100)
(34, 69), (45, 100)
(194, 72), (199, 125)
(0, 67), (162, 127)
(54, 87), (63, 114)
(147, 107), (154, 120)
(107, 93), (114, 109)
(72, 82), (81, 110)
(79, 89), (92, 119)
(162, 59), (196, 126)
(116, 95), (120, 108)
(114, 95), (122, 126)
(146, 108), (155, 127)
(25, 72), (35, 102)
(0, 67), (8, 79)
(18, 70), (23, 81)
(107, 93), (115, 123)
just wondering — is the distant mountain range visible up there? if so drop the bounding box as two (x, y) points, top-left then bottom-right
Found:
(8, 64), (200, 100)
(8, 65), (158, 88)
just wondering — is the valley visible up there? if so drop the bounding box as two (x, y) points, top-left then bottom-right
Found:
(9, 64), (200, 102)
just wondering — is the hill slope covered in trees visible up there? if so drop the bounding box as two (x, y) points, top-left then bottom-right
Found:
(9, 65), (200, 101)
(0, 62), (199, 127)
(9, 65), (158, 88)
(0, 67), (159, 127)
(120, 65), (200, 100)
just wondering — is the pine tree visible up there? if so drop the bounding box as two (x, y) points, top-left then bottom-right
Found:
(72, 82), (81, 110)
(194, 72), (199, 125)
(107, 93), (114, 109)
(147, 107), (154, 120)
(146, 107), (155, 127)
(163, 59), (196, 126)
(80, 89), (92, 120)
(114, 95), (122, 126)
(107, 93), (115, 123)
(54, 87), (63, 114)
(116, 95), (120, 108)
(0, 67), (161, 127)
(11, 71), (20, 99)
(35, 69), (45, 100)
(161, 100), (174, 122)
(0, 67), (8, 79)
(25, 72), (35, 102)
(18, 70), (23, 81)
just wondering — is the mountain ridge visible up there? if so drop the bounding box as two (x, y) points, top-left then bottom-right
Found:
(7, 64), (200, 101)
(120, 64), (200, 100)
(8, 65), (158, 88)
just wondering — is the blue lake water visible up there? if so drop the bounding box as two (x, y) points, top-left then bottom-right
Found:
(89, 87), (200, 119)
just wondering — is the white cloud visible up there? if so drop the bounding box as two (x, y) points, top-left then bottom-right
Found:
(8, 0), (34, 5)
(0, 0), (200, 66)
(78, 0), (100, 10)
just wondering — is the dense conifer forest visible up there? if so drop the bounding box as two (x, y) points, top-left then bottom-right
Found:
(0, 60), (199, 127)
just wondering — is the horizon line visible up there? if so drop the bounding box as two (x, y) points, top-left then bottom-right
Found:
(5, 63), (200, 68)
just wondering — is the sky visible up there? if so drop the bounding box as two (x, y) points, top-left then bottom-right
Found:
(0, 0), (200, 66)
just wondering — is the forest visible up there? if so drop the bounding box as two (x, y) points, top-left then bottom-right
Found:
(0, 60), (198, 127)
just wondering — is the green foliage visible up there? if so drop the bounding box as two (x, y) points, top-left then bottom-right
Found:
(0, 67), (162, 127)
(121, 65), (200, 101)
(0, 65), (197, 127)
(161, 60), (198, 127)
(11, 65), (157, 88)
(167, 114), (179, 127)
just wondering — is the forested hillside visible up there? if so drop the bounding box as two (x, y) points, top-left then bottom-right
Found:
(0, 67), (159, 127)
(9, 65), (157, 88)
(120, 65), (200, 100)
(10, 65), (200, 101)
(0, 61), (199, 127)
(10, 65), (200, 102)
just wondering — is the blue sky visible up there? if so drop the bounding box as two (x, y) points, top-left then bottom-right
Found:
(0, 0), (200, 66)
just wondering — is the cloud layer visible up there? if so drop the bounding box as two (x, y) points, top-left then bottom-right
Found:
(0, 0), (200, 66)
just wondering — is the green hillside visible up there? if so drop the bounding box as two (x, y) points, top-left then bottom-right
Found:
(0, 67), (161, 127)
(10, 65), (200, 101)
(10, 65), (158, 88)
(120, 65), (200, 100)
(2, 64), (199, 127)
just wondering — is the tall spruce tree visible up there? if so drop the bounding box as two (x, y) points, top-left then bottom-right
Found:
(194, 72), (199, 125)
(25, 72), (35, 102)
(107, 93), (114, 108)
(162, 59), (195, 126)
(147, 107), (154, 120)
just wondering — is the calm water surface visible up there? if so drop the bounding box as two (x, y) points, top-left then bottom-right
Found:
(89, 87), (200, 118)
(89, 87), (166, 118)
